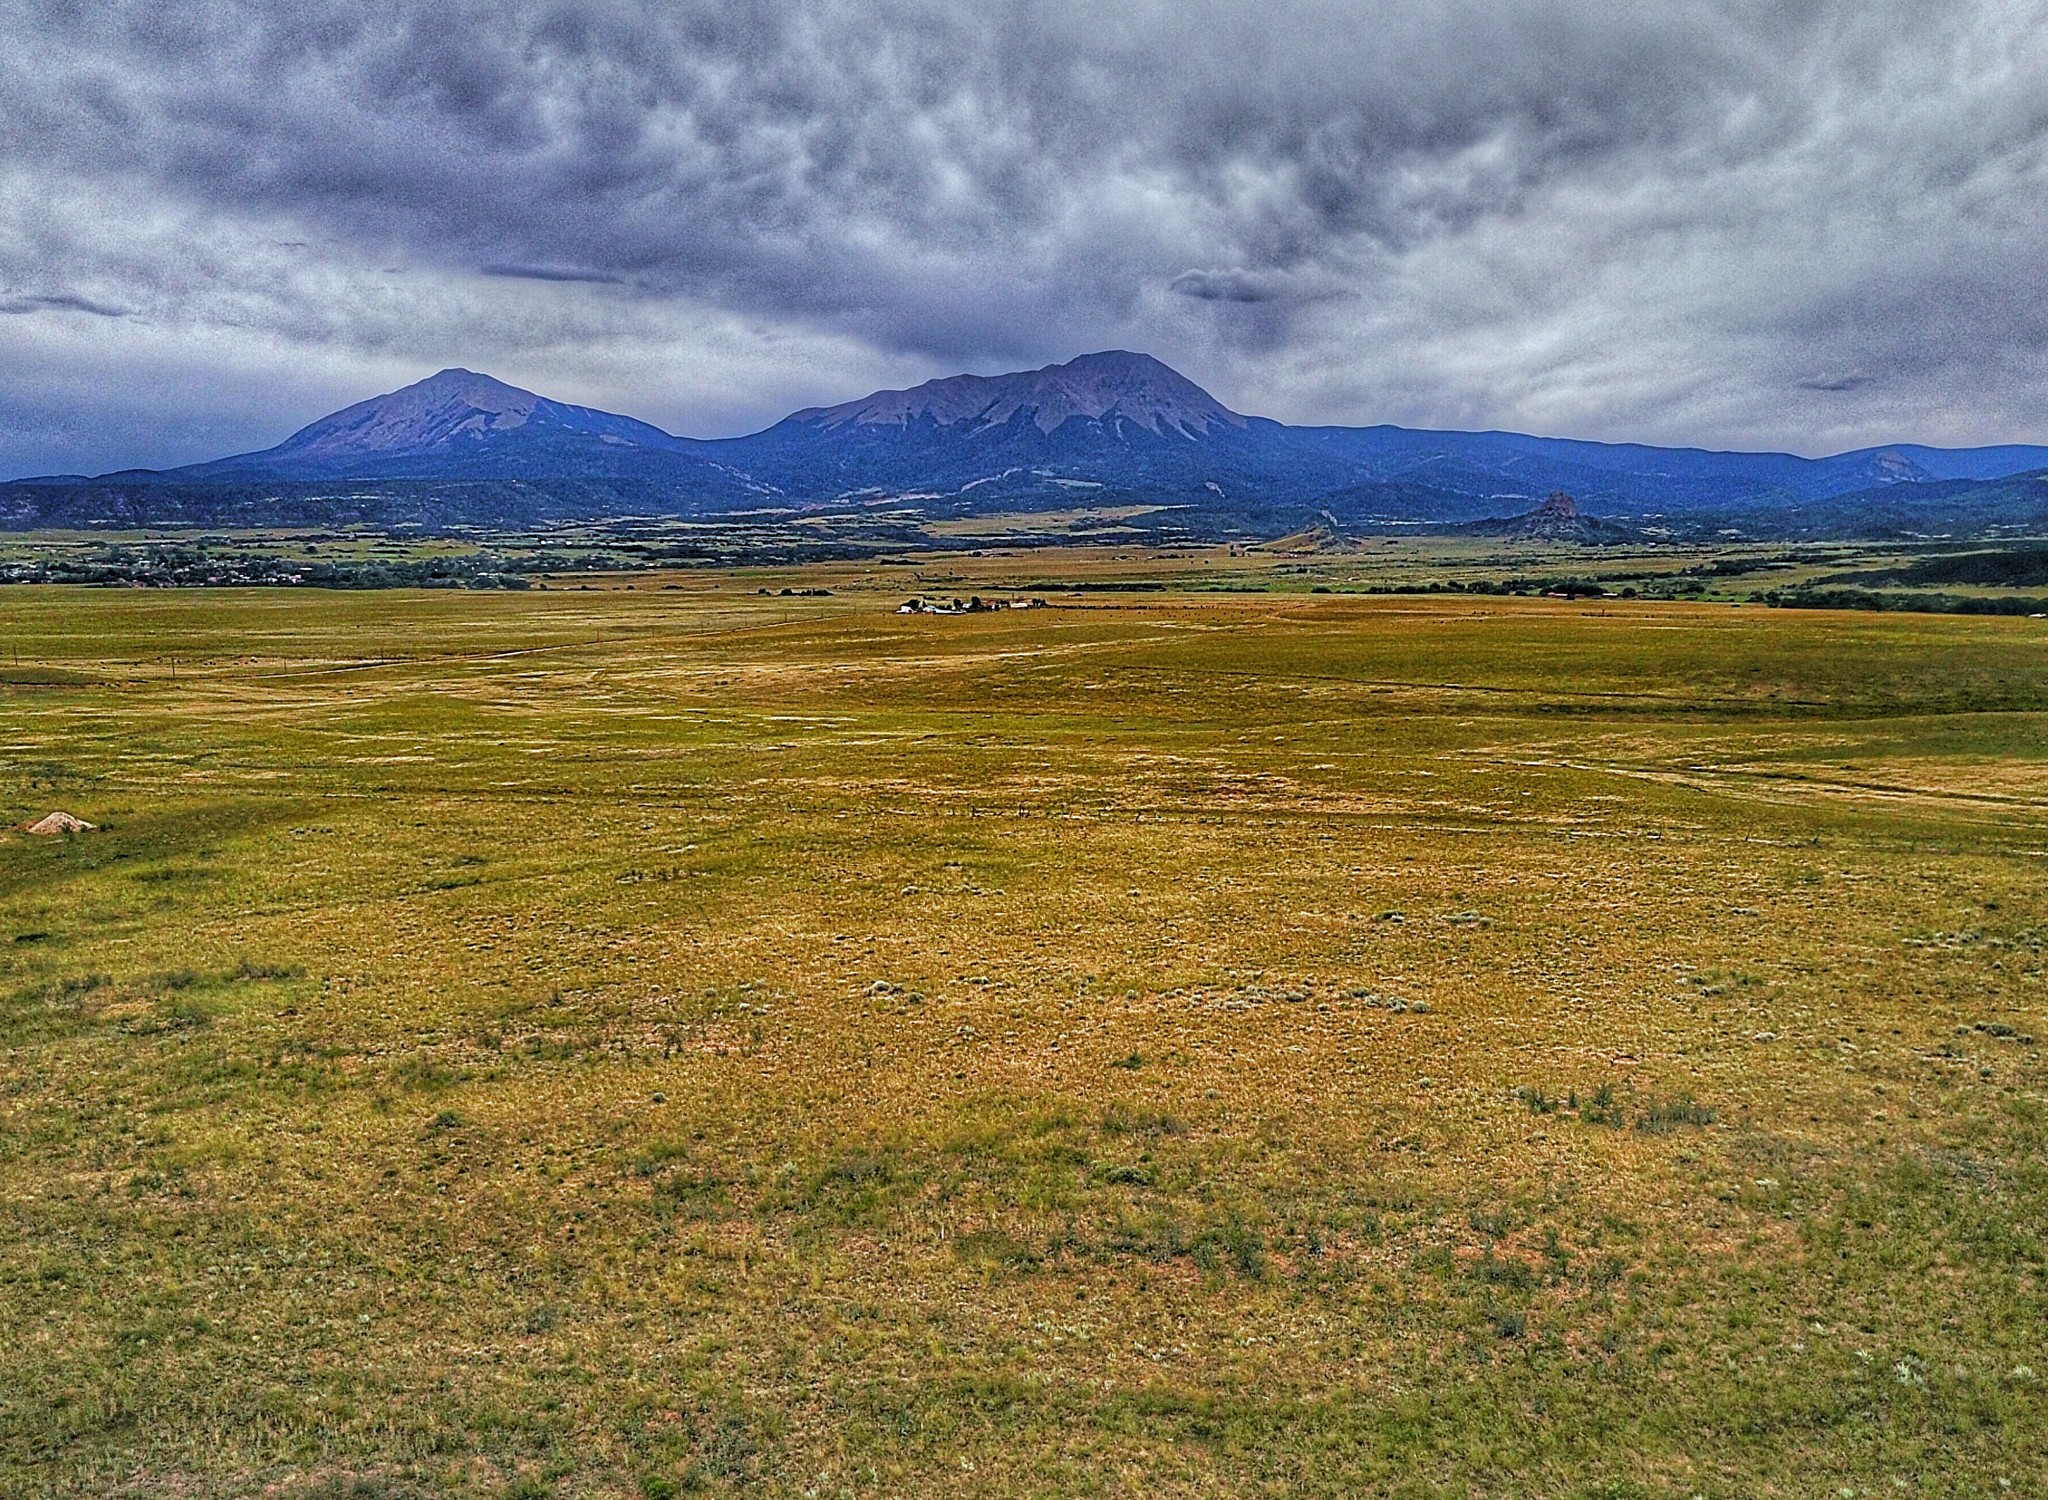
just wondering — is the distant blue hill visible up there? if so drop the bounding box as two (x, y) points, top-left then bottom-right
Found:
(5, 352), (2047, 536)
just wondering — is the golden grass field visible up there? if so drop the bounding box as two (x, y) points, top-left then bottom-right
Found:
(2, 564), (2045, 1498)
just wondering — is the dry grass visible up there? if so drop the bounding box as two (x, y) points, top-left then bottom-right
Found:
(1, 573), (2044, 1498)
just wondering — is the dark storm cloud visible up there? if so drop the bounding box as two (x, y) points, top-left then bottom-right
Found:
(0, 291), (130, 317)
(1171, 271), (1285, 305)
(3, 0), (2047, 473)
(481, 265), (626, 285)
(31, 0), (1791, 346)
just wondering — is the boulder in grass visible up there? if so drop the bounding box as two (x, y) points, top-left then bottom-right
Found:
(25, 812), (95, 836)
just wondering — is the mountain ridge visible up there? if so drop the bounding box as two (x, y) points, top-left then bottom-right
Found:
(9, 351), (2048, 537)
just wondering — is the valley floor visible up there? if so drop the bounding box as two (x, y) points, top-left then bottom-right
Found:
(2, 570), (2044, 1497)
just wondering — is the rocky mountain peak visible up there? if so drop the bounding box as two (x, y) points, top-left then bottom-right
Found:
(248, 369), (677, 469)
(793, 350), (1249, 438)
(268, 369), (548, 461)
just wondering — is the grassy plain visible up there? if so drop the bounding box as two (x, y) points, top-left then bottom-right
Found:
(2, 564), (2045, 1497)
(13, 522), (2048, 612)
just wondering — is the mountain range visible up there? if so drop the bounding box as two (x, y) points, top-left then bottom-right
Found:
(7, 351), (2048, 538)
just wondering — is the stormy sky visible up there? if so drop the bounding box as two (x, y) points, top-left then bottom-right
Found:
(4, 0), (2047, 477)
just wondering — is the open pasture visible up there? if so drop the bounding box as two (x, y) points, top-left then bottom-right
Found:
(2, 577), (2045, 1497)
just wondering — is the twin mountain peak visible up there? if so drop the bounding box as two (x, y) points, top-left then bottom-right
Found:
(276, 350), (1242, 468)
(42, 351), (2048, 533)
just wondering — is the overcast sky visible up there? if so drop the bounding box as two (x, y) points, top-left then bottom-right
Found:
(4, 0), (2047, 477)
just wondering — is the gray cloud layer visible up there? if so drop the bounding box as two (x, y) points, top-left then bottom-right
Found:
(3, 0), (2046, 475)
